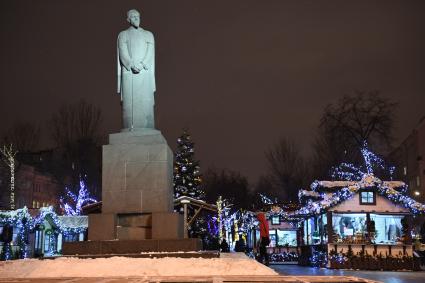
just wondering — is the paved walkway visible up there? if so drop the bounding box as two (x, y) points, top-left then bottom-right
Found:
(271, 264), (425, 283)
(0, 275), (378, 283)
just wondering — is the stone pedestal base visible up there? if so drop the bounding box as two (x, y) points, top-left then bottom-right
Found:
(83, 129), (192, 253)
(88, 213), (117, 241)
(102, 129), (173, 214)
(152, 212), (183, 239)
(88, 212), (183, 241)
(62, 238), (202, 255)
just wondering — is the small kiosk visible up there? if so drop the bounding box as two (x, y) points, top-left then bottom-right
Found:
(265, 213), (299, 263)
(294, 145), (425, 270)
(297, 174), (423, 270)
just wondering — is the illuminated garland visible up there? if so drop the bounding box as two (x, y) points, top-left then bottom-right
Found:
(0, 207), (32, 259)
(310, 250), (328, 268)
(34, 206), (88, 234)
(0, 206), (88, 260)
(295, 143), (425, 216)
(259, 193), (276, 205)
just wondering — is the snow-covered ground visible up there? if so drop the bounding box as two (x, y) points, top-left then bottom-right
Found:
(0, 253), (277, 278)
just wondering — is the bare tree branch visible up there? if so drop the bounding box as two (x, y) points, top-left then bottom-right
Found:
(2, 122), (40, 152)
(50, 100), (102, 147)
(314, 90), (397, 178)
(264, 138), (310, 202)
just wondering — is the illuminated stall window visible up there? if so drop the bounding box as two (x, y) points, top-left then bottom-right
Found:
(269, 230), (277, 247)
(276, 230), (297, 246)
(311, 213), (328, 244)
(332, 213), (367, 243)
(305, 218), (310, 245)
(303, 214), (327, 245)
(369, 214), (404, 244)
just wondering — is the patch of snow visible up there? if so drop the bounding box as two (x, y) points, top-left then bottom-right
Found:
(0, 253), (276, 278)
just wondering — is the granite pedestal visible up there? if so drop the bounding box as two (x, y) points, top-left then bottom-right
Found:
(102, 129), (173, 214)
(67, 129), (199, 256)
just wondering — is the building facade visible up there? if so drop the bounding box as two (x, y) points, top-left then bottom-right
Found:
(0, 163), (61, 210)
(390, 116), (425, 203)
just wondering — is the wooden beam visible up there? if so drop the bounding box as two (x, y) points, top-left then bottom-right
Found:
(187, 207), (203, 226)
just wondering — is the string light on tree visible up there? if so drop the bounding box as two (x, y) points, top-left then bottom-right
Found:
(173, 129), (204, 200)
(60, 180), (97, 216)
(216, 196), (223, 243)
(259, 193), (276, 205)
(0, 144), (18, 210)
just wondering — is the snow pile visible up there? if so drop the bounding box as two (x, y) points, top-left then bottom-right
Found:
(0, 253), (277, 278)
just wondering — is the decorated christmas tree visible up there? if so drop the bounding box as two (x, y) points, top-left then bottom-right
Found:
(173, 130), (204, 200)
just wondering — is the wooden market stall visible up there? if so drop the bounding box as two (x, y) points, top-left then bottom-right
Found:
(296, 173), (423, 270)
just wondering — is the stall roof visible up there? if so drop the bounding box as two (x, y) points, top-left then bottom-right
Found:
(296, 174), (425, 216)
(174, 196), (217, 212)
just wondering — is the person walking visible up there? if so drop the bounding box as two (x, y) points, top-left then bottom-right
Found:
(256, 212), (270, 265)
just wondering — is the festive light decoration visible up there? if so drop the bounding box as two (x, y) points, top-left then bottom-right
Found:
(34, 206), (88, 235)
(206, 214), (219, 237)
(0, 144), (18, 210)
(270, 252), (299, 263)
(0, 206), (88, 260)
(60, 180), (97, 216)
(295, 143), (425, 216)
(0, 207), (32, 259)
(328, 249), (416, 270)
(216, 196), (223, 243)
(310, 250), (328, 268)
(259, 193), (277, 205)
(328, 249), (347, 265)
(173, 130), (204, 200)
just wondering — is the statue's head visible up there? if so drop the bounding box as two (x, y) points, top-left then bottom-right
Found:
(127, 9), (140, 28)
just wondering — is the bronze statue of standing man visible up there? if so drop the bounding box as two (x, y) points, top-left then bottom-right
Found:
(117, 9), (156, 130)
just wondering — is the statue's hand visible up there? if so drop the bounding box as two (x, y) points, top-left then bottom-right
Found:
(131, 65), (141, 73)
(138, 61), (148, 71)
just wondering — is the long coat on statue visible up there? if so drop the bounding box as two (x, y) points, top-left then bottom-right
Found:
(117, 27), (156, 129)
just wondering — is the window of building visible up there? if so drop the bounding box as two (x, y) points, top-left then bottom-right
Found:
(34, 228), (43, 255)
(12, 227), (18, 244)
(360, 191), (375, 205)
(370, 214), (404, 244)
(303, 214), (327, 245)
(403, 166), (407, 176)
(276, 230), (297, 246)
(271, 215), (280, 225)
(32, 200), (36, 208)
(332, 213), (367, 242)
(269, 230), (277, 247)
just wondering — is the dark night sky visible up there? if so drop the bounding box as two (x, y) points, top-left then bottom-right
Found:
(0, 0), (424, 183)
